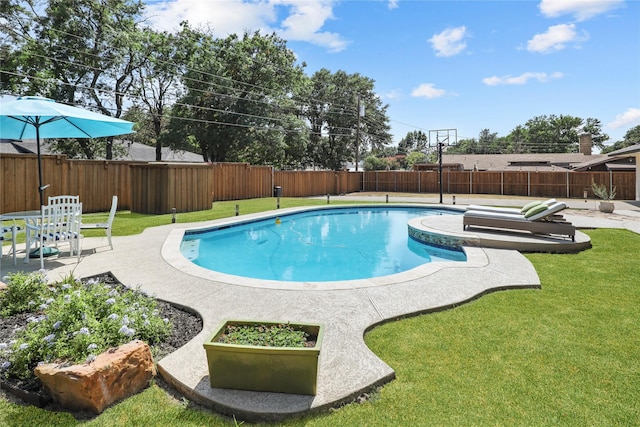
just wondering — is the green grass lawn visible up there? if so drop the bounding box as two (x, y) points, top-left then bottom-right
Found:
(2, 200), (639, 426)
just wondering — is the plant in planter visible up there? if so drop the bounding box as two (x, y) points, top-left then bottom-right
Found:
(203, 320), (323, 395)
(591, 181), (616, 213)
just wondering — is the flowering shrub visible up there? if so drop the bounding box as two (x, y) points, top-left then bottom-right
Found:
(0, 273), (172, 380)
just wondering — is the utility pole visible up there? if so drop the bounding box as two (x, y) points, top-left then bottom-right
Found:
(356, 95), (360, 172)
(429, 129), (458, 204)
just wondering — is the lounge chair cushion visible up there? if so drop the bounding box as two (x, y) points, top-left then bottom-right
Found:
(524, 203), (549, 218)
(520, 201), (542, 213)
(528, 202), (567, 221)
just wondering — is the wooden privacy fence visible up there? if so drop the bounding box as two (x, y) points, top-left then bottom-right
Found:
(362, 170), (635, 200)
(0, 154), (636, 214)
(274, 170), (360, 197)
(1, 153), (138, 214)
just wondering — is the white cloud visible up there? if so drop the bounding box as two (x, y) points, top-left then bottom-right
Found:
(145, 0), (348, 52)
(388, 0), (399, 9)
(482, 71), (563, 86)
(429, 26), (467, 57)
(382, 89), (402, 100)
(527, 23), (588, 53)
(145, 0), (275, 34)
(607, 108), (640, 130)
(539, 0), (624, 21)
(278, 1), (348, 52)
(411, 83), (446, 99)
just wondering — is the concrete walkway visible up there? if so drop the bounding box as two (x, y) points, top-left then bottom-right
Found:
(2, 195), (639, 421)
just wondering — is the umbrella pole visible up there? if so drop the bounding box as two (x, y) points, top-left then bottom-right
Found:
(35, 122), (44, 207)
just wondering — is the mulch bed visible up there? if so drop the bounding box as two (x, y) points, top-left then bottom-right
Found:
(0, 271), (203, 414)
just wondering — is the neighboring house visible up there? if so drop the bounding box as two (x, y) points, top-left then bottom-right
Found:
(0, 139), (34, 154)
(0, 139), (204, 162)
(439, 153), (599, 172)
(414, 135), (636, 173)
(604, 143), (640, 201)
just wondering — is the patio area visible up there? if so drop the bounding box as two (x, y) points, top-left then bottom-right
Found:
(2, 198), (639, 421)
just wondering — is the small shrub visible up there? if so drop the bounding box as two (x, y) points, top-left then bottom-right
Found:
(0, 271), (49, 317)
(0, 273), (172, 380)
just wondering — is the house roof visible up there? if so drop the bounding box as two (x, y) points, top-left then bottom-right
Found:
(441, 153), (606, 171)
(0, 140), (33, 154)
(0, 139), (203, 162)
(606, 143), (640, 157)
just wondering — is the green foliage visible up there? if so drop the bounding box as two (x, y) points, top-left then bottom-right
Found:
(0, 271), (49, 317)
(303, 69), (392, 170)
(405, 151), (426, 169)
(397, 130), (428, 154)
(363, 155), (390, 171)
(2, 0), (146, 159)
(601, 124), (640, 154)
(448, 116), (613, 154)
(0, 273), (171, 380)
(218, 323), (309, 348)
(163, 30), (310, 166)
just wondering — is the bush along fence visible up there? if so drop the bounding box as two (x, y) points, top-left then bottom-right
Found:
(0, 153), (635, 214)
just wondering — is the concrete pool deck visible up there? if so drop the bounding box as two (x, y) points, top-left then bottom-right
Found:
(2, 196), (640, 421)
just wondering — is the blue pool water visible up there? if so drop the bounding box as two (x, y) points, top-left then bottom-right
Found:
(181, 206), (465, 282)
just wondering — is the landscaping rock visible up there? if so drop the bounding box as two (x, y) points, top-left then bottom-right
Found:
(34, 340), (156, 413)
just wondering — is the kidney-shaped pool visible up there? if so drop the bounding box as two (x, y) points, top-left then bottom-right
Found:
(180, 206), (465, 282)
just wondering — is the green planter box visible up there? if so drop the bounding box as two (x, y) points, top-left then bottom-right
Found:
(203, 320), (323, 395)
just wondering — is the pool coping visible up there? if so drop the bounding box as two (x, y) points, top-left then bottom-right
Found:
(161, 204), (486, 291)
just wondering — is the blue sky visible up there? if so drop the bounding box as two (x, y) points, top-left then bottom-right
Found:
(145, 0), (640, 149)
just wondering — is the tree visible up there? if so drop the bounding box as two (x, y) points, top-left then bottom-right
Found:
(363, 155), (389, 171)
(132, 26), (191, 161)
(397, 131), (428, 154)
(1, 0), (147, 159)
(581, 117), (609, 151)
(405, 151), (426, 169)
(163, 30), (308, 165)
(303, 69), (392, 170)
(509, 115), (583, 153)
(601, 125), (640, 153)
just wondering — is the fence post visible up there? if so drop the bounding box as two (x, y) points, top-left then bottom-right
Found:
(528, 172), (531, 197)
(501, 171), (504, 195)
(609, 170), (613, 196)
(470, 170), (473, 195)
(566, 172), (570, 198)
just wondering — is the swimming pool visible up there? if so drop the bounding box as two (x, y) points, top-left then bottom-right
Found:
(180, 206), (465, 282)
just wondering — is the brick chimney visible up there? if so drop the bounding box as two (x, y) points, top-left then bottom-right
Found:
(579, 133), (592, 155)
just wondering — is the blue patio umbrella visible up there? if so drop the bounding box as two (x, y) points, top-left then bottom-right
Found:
(0, 96), (135, 206)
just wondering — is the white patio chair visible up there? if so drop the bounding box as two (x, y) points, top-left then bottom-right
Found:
(1, 224), (21, 265)
(81, 195), (117, 249)
(48, 195), (80, 206)
(27, 201), (83, 269)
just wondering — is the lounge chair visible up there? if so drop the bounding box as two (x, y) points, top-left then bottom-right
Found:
(465, 199), (556, 215)
(463, 202), (575, 241)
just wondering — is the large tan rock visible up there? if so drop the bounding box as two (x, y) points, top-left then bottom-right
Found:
(34, 340), (156, 413)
